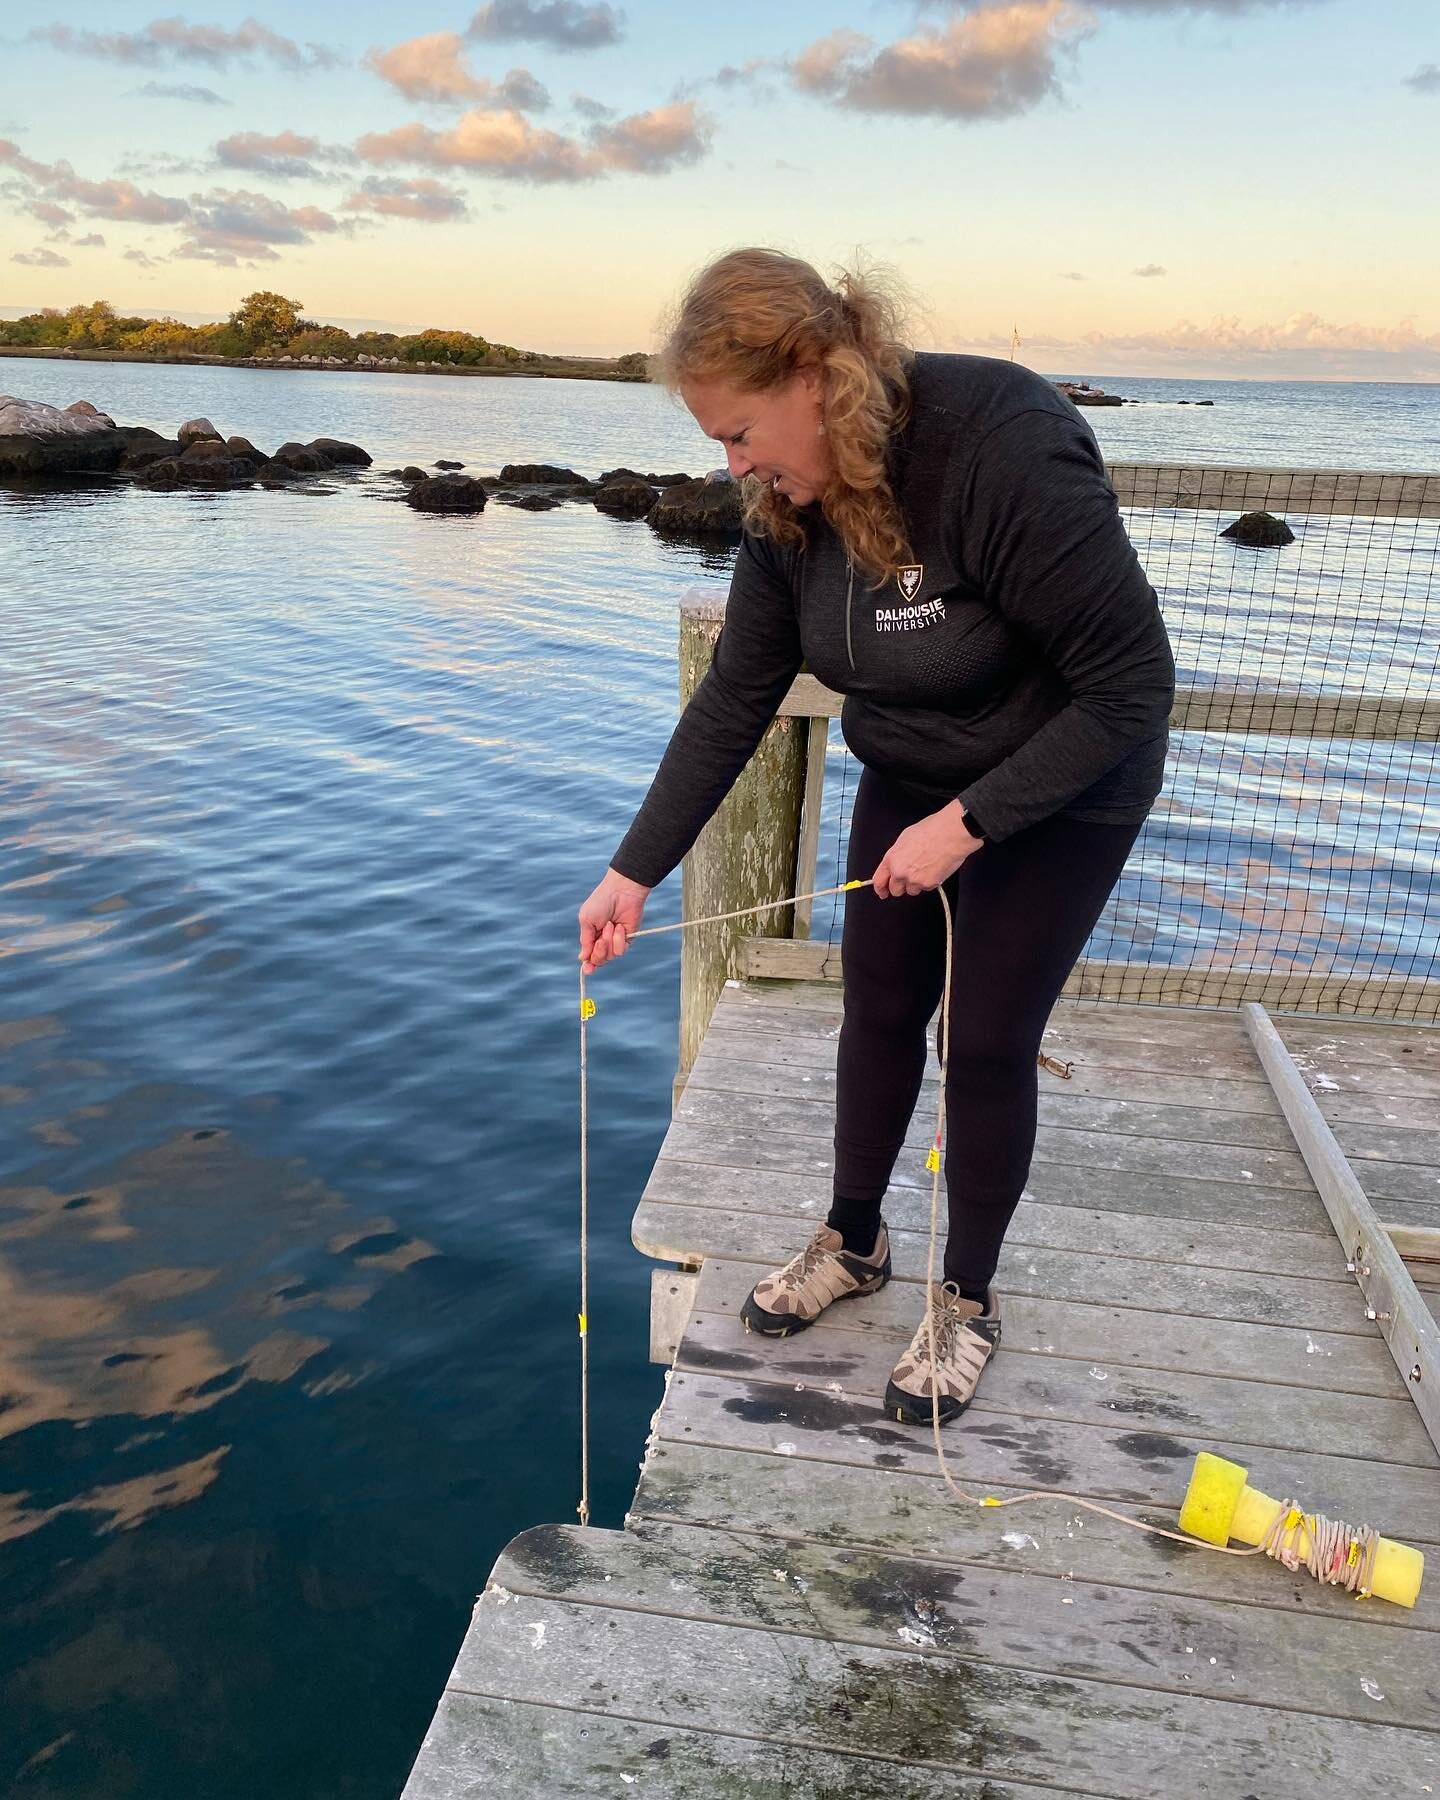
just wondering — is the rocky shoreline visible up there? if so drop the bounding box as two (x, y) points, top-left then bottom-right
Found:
(0, 394), (743, 536)
(0, 344), (644, 383)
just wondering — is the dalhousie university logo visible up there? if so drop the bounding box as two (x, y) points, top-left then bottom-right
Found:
(897, 564), (923, 600)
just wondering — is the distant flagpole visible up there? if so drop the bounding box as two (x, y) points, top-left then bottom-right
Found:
(1010, 324), (1021, 362)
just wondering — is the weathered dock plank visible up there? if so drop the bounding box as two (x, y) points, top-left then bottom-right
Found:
(495, 1519), (1440, 1731)
(403, 987), (1440, 1799)
(443, 1572), (1439, 1798)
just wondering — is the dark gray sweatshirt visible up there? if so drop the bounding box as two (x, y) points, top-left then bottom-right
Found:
(612, 353), (1175, 889)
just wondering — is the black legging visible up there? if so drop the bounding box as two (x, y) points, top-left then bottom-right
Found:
(831, 766), (1145, 1291)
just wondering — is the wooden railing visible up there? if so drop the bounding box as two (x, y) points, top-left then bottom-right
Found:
(672, 463), (1440, 1087)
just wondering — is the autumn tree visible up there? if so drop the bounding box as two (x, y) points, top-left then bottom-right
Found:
(65, 300), (119, 348)
(230, 290), (304, 350)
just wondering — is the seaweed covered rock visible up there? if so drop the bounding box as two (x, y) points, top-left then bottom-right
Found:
(270, 441), (333, 474)
(139, 453), (256, 490)
(498, 462), (586, 484)
(310, 437), (371, 467)
(600, 466), (690, 487)
(178, 417), (222, 447)
(114, 426), (180, 471)
(406, 473), (488, 513)
(1221, 510), (1295, 547)
(648, 473), (743, 538)
(594, 478), (659, 520)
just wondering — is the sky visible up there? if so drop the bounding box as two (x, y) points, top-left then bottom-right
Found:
(1, 1), (1437, 378)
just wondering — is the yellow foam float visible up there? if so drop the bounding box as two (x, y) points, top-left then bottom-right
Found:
(1180, 1452), (1424, 1608)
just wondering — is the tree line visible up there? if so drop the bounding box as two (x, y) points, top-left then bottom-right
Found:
(0, 290), (649, 374)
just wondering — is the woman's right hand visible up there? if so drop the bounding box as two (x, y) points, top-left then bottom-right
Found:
(578, 868), (652, 975)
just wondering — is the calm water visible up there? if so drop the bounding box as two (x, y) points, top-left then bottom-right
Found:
(2, 359), (1437, 1798)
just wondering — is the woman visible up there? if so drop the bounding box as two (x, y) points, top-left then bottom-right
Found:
(579, 248), (1174, 1425)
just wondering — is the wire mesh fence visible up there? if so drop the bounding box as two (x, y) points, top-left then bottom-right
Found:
(814, 464), (1440, 1023)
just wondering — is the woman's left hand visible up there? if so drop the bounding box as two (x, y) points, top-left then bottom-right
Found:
(872, 801), (984, 898)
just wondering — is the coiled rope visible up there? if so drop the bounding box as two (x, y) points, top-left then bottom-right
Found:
(575, 877), (1381, 1593)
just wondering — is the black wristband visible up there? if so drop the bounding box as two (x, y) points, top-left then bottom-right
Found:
(960, 805), (988, 843)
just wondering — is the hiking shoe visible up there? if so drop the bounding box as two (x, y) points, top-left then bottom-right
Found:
(885, 1282), (1001, 1425)
(740, 1223), (891, 1337)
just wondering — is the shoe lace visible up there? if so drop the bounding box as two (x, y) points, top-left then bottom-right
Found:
(925, 1289), (984, 1370)
(777, 1231), (835, 1292)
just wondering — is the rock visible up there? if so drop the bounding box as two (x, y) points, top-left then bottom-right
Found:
(399, 466), (429, 484)
(600, 466), (690, 487)
(1221, 510), (1295, 548)
(226, 435), (265, 463)
(435, 458), (465, 470)
(1197, 400), (1214, 406)
(406, 473), (488, 513)
(113, 425), (179, 471)
(178, 417), (222, 447)
(119, 442), (176, 472)
(270, 441), (333, 473)
(254, 460), (299, 486)
(498, 462), (586, 484)
(0, 394), (123, 476)
(648, 474), (744, 538)
(64, 399), (115, 424)
(503, 493), (561, 511)
(551, 480), (599, 499)
(309, 436), (371, 467)
(138, 454), (255, 490)
(594, 478), (659, 520)
(181, 438), (238, 463)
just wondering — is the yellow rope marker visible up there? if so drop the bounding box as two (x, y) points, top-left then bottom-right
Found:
(1180, 1452), (1424, 1607)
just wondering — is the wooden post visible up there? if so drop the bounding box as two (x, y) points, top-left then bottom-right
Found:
(675, 593), (808, 1105)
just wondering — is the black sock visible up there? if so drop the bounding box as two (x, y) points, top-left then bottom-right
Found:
(825, 1197), (882, 1259)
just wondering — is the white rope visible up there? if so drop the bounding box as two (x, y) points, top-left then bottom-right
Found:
(577, 874), (1381, 1584)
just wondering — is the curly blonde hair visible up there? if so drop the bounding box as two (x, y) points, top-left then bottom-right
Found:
(657, 247), (915, 583)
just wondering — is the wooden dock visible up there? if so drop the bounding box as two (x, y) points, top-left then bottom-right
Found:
(404, 984), (1440, 1797)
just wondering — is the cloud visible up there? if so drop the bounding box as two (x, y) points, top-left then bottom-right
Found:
(571, 93), (615, 121)
(29, 18), (340, 72)
(343, 176), (470, 222)
(131, 80), (230, 104)
(467, 0), (624, 51)
(953, 311), (1440, 380)
(1059, 270), (1086, 281)
(214, 130), (327, 179)
(790, 4), (1090, 119)
(123, 247), (164, 266)
(29, 200), (74, 228)
(714, 57), (774, 88)
(116, 151), (206, 177)
(589, 103), (709, 173)
(355, 99), (706, 182)
(365, 32), (550, 109)
(12, 246), (71, 267)
(0, 140), (191, 222)
(176, 187), (343, 263)
(1133, 263), (1167, 277)
(1404, 62), (1440, 93)
(74, 232), (107, 247)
